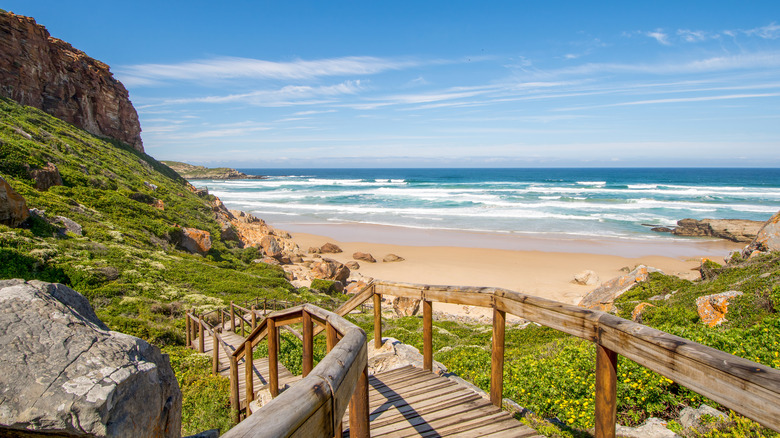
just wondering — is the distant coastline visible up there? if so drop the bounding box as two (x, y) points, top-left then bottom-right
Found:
(162, 161), (266, 180)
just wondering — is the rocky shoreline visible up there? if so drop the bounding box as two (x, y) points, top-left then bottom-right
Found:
(648, 217), (764, 243)
(161, 161), (266, 180)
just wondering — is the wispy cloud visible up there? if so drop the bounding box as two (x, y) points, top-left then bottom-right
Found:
(646, 29), (671, 45)
(163, 80), (364, 106)
(117, 56), (419, 86)
(743, 22), (780, 39)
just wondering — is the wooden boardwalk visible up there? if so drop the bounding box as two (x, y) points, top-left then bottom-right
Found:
(191, 318), (299, 410)
(342, 366), (540, 438)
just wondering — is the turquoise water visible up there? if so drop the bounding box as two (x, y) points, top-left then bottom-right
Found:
(193, 168), (780, 242)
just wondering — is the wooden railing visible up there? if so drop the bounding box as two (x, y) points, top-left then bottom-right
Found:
(185, 312), (234, 375)
(357, 280), (780, 437)
(221, 304), (369, 438)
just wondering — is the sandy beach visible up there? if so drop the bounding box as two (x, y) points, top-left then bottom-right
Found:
(284, 223), (744, 308)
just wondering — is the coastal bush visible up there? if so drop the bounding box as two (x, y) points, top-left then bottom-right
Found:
(165, 346), (233, 436)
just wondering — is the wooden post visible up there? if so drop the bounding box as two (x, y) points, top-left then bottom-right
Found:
(302, 311), (313, 377)
(491, 307), (506, 407)
(251, 306), (257, 329)
(230, 302), (235, 333)
(185, 314), (191, 348)
(423, 300), (432, 371)
(245, 339), (255, 413)
(373, 292), (383, 349)
(230, 355), (240, 424)
(212, 333), (219, 375)
(349, 365), (370, 438)
(326, 321), (338, 352)
(198, 315), (205, 353)
(595, 344), (618, 438)
(268, 317), (279, 398)
(264, 298), (267, 314)
(221, 309), (224, 330)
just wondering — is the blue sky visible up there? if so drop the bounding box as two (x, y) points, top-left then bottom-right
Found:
(6, 1), (780, 167)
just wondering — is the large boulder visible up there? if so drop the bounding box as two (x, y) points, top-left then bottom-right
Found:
(0, 279), (181, 437)
(578, 265), (661, 311)
(180, 227), (212, 254)
(311, 259), (350, 283)
(743, 210), (780, 255)
(260, 235), (282, 258)
(0, 177), (30, 227)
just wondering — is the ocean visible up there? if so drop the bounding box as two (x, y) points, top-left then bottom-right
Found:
(193, 168), (780, 245)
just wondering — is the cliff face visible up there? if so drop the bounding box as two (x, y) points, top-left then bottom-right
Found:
(0, 11), (143, 152)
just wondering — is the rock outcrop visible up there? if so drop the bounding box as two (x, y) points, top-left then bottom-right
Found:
(392, 296), (421, 317)
(743, 210), (780, 255)
(0, 11), (143, 151)
(579, 265), (661, 311)
(0, 176), (29, 227)
(0, 279), (181, 437)
(664, 218), (764, 243)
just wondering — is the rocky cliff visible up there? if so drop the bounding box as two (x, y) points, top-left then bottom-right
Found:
(0, 11), (143, 152)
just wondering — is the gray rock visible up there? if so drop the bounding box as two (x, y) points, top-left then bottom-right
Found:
(672, 218), (763, 243)
(615, 417), (680, 438)
(0, 280), (181, 437)
(680, 404), (727, 430)
(52, 215), (83, 236)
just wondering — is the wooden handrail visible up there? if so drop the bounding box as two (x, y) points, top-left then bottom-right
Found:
(222, 304), (369, 438)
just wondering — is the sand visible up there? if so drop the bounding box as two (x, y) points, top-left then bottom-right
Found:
(285, 224), (744, 309)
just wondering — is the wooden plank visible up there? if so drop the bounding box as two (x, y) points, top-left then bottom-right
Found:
(491, 307), (506, 407)
(244, 339), (254, 412)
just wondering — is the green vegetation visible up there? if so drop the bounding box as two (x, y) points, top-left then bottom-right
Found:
(0, 97), (341, 434)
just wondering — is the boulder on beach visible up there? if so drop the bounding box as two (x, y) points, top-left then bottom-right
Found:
(311, 258), (350, 283)
(353, 251), (377, 263)
(578, 265), (661, 311)
(0, 279), (181, 437)
(573, 270), (599, 286)
(320, 242), (342, 253)
(383, 253), (405, 263)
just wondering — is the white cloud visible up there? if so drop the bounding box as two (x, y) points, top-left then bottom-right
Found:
(677, 29), (710, 43)
(646, 29), (671, 45)
(117, 56), (419, 86)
